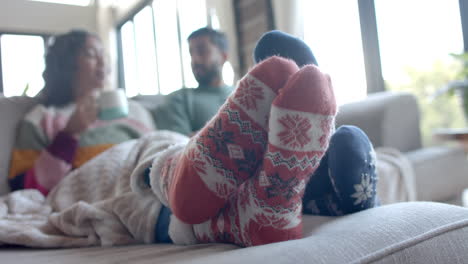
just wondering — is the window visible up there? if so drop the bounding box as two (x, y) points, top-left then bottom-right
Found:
(375, 0), (465, 144)
(152, 0), (184, 95)
(118, 0), (219, 96)
(375, 0), (464, 86)
(120, 21), (138, 97)
(0, 34), (46, 97)
(302, 0), (367, 106)
(302, 0), (468, 146)
(134, 6), (158, 96)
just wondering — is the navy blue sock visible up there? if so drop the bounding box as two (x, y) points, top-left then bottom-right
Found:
(144, 167), (173, 244)
(302, 153), (344, 216)
(303, 152), (333, 200)
(302, 126), (379, 216)
(254, 30), (318, 67)
(154, 205), (173, 244)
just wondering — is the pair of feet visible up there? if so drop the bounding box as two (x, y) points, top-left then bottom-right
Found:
(253, 30), (379, 217)
(158, 56), (337, 246)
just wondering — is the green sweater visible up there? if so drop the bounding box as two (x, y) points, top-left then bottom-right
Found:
(153, 85), (233, 135)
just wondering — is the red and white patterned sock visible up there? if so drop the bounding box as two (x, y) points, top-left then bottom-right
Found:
(161, 56), (299, 224)
(193, 65), (337, 247)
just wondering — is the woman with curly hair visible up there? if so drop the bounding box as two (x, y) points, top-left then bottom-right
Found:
(8, 30), (153, 195)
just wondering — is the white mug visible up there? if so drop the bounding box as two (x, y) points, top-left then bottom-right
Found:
(97, 89), (129, 120)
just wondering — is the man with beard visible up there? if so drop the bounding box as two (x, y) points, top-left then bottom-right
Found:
(153, 27), (233, 136)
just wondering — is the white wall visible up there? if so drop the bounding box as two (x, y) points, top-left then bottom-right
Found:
(272, 0), (304, 38)
(110, 0), (147, 24)
(0, 0), (97, 34)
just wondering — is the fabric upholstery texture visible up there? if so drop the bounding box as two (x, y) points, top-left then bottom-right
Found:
(407, 146), (468, 201)
(1, 202), (468, 263)
(336, 91), (421, 152)
(0, 96), (38, 195)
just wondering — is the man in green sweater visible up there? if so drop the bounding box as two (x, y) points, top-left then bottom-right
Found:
(153, 27), (233, 136)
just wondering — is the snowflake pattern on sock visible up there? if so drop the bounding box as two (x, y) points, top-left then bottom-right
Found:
(194, 65), (337, 247)
(163, 57), (299, 224)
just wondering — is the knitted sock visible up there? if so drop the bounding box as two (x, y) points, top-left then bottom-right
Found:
(302, 125), (379, 216)
(254, 30), (318, 67)
(301, 152), (343, 216)
(254, 30), (342, 216)
(162, 56), (299, 224)
(194, 65), (337, 247)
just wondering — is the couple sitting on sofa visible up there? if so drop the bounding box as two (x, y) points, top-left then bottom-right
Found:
(8, 28), (378, 247)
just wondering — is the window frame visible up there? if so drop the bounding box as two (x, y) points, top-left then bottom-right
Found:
(116, 0), (153, 93)
(357, 0), (468, 94)
(117, 0), (214, 95)
(460, 0), (468, 52)
(116, 0), (468, 96)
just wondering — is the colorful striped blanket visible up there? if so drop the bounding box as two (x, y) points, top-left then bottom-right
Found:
(9, 104), (152, 194)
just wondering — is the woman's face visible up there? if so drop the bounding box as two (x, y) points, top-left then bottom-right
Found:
(74, 36), (108, 99)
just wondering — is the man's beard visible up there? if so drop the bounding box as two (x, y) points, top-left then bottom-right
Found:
(193, 63), (221, 86)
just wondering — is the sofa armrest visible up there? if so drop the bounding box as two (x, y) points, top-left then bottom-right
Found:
(0, 96), (39, 195)
(406, 145), (468, 201)
(336, 91), (422, 152)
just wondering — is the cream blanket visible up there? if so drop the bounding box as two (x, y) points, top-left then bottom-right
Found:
(375, 147), (417, 204)
(0, 132), (416, 248)
(0, 131), (190, 248)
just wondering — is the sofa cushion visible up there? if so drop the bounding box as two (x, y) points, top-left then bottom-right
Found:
(407, 145), (468, 201)
(1, 202), (468, 263)
(336, 91), (422, 152)
(0, 96), (38, 195)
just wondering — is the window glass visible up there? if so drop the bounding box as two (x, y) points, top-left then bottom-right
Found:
(375, 0), (465, 145)
(177, 0), (208, 88)
(119, 0), (209, 95)
(134, 6), (159, 95)
(121, 20), (138, 97)
(1, 34), (45, 97)
(303, 0), (367, 105)
(153, 0), (183, 94)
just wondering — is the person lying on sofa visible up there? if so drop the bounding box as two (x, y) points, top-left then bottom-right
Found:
(153, 27), (233, 136)
(8, 30), (153, 196)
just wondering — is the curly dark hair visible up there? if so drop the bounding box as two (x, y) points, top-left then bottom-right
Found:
(42, 30), (98, 107)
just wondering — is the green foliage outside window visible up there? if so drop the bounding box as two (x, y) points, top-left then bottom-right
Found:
(386, 60), (466, 146)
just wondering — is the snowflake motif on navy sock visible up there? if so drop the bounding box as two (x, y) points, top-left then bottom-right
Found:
(266, 172), (300, 200)
(350, 173), (374, 207)
(207, 118), (235, 154)
(236, 149), (261, 177)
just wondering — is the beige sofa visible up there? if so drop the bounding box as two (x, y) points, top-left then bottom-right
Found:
(1, 91), (468, 263)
